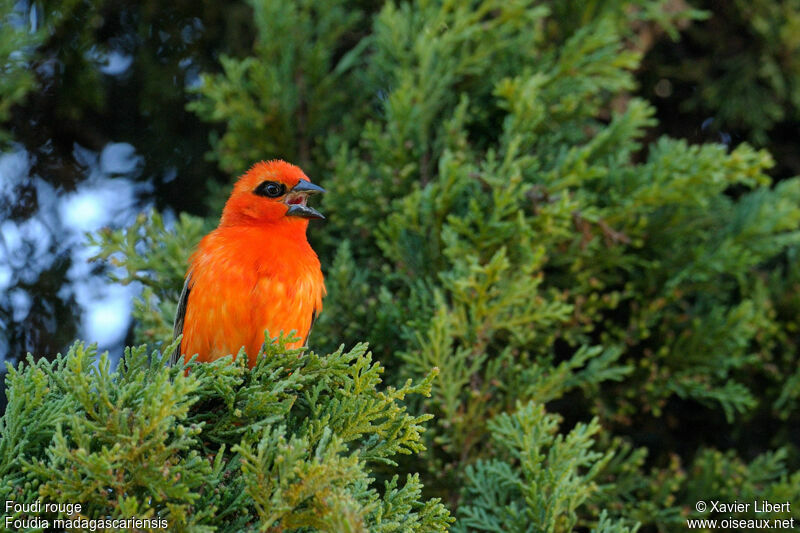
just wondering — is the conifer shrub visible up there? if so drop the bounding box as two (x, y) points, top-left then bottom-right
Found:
(642, 0), (800, 177)
(4, 0), (800, 531)
(1, 338), (451, 530)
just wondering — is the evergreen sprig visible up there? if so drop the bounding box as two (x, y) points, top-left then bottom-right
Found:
(0, 338), (451, 531)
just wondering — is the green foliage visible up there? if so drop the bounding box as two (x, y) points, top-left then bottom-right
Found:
(88, 210), (209, 346)
(1, 338), (451, 531)
(187, 0), (373, 174)
(642, 0), (800, 176)
(682, 448), (800, 523)
(176, 0), (800, 529)
(687, 1), (800, 143)
(454, 402), (633, 533)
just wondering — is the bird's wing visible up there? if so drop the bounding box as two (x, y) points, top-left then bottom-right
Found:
(169, 272), (192, 366)
(303, 308), (318, 347)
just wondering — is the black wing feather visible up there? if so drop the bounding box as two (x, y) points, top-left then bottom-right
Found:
(303, 308), (318, 346)
(169, 273), (192, 365)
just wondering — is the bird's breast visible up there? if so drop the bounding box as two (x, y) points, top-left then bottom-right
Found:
(182, 225), (324, 366)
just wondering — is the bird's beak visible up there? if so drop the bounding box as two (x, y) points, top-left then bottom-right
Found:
(285, 179), (326, 219)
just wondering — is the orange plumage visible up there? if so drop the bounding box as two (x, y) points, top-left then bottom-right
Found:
(171, 160), (326, 368)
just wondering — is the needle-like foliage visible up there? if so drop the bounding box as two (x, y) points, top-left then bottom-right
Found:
(0, 338), (451, 531)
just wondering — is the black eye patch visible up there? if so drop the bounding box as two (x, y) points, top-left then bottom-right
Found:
(254, 180), (287, 198)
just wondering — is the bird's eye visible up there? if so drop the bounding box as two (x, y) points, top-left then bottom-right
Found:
(255, 181), (286, 198)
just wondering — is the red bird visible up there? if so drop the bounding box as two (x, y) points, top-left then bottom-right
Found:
(170, 160), (326, 368)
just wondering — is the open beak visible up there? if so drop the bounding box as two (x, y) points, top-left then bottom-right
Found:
(285, 179), (326, 219)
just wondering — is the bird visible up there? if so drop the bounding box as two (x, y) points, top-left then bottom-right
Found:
(170, 160), (326, 368)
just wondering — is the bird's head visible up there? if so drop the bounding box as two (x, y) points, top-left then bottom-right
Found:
(220, 160), (325, 227)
